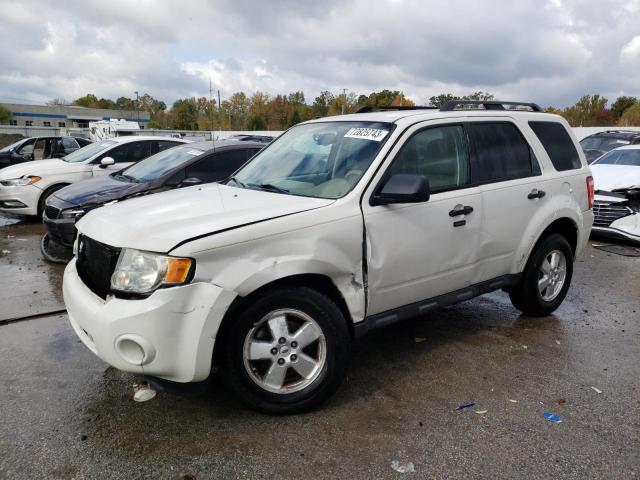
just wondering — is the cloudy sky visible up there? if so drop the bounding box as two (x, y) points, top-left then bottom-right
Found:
(1, 0), (639, 108)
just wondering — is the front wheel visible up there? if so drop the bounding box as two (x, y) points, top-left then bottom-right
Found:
(220, 286), (351, 414)
(509, 233), (574, 317)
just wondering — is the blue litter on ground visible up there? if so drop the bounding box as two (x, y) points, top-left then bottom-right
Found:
(456, 402), (476, 411)
(543, 412), (562, 424)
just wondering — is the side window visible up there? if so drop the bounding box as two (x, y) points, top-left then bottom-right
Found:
(185, 150), (250, 183)
(156, 141), (183, 153)
(469, 122), (535, 183)
(61, 137), (79, 150)
(528, 121), (581, 171)
(16, 139), (35, 155)
(104, 141), (152, 163)
(388, 125), (470, 192)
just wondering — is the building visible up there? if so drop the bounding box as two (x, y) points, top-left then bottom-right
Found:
(1, 103), (150, 129)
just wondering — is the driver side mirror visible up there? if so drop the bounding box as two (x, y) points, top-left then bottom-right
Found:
(100, 157), (115, 168)
(179, 177), (202, 187)
(371, 173), (430, 206)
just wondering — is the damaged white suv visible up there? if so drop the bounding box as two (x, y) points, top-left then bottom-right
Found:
(63, 101), (594, 413)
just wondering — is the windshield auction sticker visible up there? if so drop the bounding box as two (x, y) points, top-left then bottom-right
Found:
(344, 128), (389, 142)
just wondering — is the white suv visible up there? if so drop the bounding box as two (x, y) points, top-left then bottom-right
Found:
(63, 101), (594, 413)
(0, 135), (187, 217)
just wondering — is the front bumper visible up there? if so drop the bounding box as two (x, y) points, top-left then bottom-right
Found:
(0, 184), (41, 216)
(63, 259), (237, 382)
(591, 213), (640, 244)
(43, 212), (77, 247)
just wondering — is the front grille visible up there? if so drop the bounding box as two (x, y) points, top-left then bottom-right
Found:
(75, 235), (121, 299)
(593, 201), (633, 228)
(44, 205), (60, 219)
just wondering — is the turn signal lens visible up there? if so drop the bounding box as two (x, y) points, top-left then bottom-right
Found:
(586, 175), (594, 209)
(164, 258), (193, 284)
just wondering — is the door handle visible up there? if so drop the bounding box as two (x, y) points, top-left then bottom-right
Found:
(528, 189), (546, 200)
(449, 205), (474, 217)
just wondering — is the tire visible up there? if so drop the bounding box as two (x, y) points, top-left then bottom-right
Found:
(40, 232), (72, 264)
(509, 233), (574, 317)
(219, 286), (351, 414)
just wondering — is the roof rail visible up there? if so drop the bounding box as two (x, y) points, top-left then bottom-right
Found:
(440, 100), (543, 112)
(356, 105), (439, 114)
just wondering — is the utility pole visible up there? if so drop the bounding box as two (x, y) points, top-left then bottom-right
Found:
(209, 77), (214, 143)
(134, 91), (139, 123)
(217, 89), (221, 131)
(340, 88), (348, 115)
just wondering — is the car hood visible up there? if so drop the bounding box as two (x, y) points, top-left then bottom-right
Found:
(52, 176), (144, 207)
(77, 183), (335, 252)
(0, 159), (84, 179)
(591, 164), (640, 191)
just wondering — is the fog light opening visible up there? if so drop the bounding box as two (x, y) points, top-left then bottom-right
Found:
(115, 335), (156, 366)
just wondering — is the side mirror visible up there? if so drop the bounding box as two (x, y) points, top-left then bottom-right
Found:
(371, 173), (430, 206)
(100, 157), (115, 168)
(179, 177), (202, 187)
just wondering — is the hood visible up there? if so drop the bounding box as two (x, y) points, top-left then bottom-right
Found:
(52, 175), (143, 207)
(591, 164), (640, 192)
(0, 159), (85, 179)
(77, 183), (334, 252)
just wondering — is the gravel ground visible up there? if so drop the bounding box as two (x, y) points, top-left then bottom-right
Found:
(0, 215), (638, 479)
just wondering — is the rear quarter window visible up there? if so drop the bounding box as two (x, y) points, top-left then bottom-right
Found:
(529, 121), (581, 171)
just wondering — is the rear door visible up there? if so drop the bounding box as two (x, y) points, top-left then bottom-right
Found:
(468, 120), (549, 282)
(183, 149), (253, 183)
(362, 121), (482, 315)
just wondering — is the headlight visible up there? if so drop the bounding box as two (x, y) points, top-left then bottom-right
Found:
(110, 249), (194, 294)
(0, 175), (41, 186)
(61, 208), (86, 219)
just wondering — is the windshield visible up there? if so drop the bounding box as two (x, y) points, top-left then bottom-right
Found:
(0, 139), (27, 153)
(230, 121), (394, 199)
(122, 145), (205, 182)
(594, 149), (640, 167)
(580, 136), (630, 153)
(63, 140), (116, 163)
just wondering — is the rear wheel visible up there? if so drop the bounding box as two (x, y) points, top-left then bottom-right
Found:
(220, 286), (350, 414)
(40, 232), (72, 264)
(509, 233), (573, 316)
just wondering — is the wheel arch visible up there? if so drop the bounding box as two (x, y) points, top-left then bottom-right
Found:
(37, 182), (70, 216)
(517, 216), (579, 273)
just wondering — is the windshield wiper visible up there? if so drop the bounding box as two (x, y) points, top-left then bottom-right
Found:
(227, 176), (247, 188)
(114, 173), (137, 182)
(248, 183), (289, 194)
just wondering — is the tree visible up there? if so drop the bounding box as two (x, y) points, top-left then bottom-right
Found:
(428, 93), (458, 107)
(0, 104), (11, 124)
(313, 91), (334, 117)
(611, 96), (637, 120)
(47, 98), (69, 106)
(169, 98), (198, 130)
(619, 103), (640, 126)
(72, 94), (100, 107)
(544, 106), (563, 114)
(287, 109), (302, 127)
(562, 94), (608, 126)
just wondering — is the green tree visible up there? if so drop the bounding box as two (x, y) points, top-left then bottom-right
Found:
(287, 109), (302, 127)
(313, 91), (334, 117)
(611, 96), (637, 120)
(73, 94), (100, 107)
(562, 94), (608, 126)
(169, 98), (198, 130)
(0, 104), (11, 124)
(619, 103), (640, 126)
(428, 93), (459, 107)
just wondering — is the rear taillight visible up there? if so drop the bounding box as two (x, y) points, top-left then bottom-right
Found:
(586, 175), (594, 209)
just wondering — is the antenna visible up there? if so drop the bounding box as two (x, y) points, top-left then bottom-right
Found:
(340, 88), (348, 115)
(209, 78), (215, 146)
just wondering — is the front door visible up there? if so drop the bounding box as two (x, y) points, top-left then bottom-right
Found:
(91, 141), (153, 177)
(362, 122), (482, 316)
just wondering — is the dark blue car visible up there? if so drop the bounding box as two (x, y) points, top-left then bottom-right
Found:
(41, 140), (263, 262)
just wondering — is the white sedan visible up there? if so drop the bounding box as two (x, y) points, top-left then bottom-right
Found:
(591, 145), (640, 243)
(0, 136), (188, 217)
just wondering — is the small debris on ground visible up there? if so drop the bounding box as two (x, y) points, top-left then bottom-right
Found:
(508, 399), (518, 403)
(543, 412), (562, 424)
(555, 340), (561, 345)
(554, 399), (566, 408)
(391, 461), (416, 473)
(455, 402), (475, 411)
(475, 410), (488, 415)
(133, 382), (157, 402)
(1, 250), (10, 255)
(522, 345), (528, 349)
(414, 337), (427, 343)
(591, 386), (602, 394)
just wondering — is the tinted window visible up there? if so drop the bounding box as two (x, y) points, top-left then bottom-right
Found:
(76, 138), (92, 146)
(185, 150), (250, 183)
(469, 122), (534, 182)
(124, 146), (206, 182)
(529, 121), (581, 171)
(580, 136), (630, 152)
(388, 125), (469, 191)
(157, 140), (182, 153)
(594, 149), (640, 166)
(61, 137), (78, 149)
(64, 140), (116, 163)
(105, 141), (152, 163)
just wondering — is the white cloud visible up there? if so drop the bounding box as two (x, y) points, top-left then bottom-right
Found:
(0, 0), (638, 108)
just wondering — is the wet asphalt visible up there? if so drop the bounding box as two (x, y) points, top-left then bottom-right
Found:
(0, 215), (638, 479)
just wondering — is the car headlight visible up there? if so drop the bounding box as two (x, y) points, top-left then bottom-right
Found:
(0, 175), (41, 186)
(110, 249), (194, 294)
(60, 208), (86, 219)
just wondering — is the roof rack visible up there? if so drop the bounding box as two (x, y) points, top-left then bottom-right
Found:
(356, 105), (439, 114)
(440, 100), (543, 112)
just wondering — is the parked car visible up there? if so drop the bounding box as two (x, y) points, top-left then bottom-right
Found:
(0, 136), (93, 168)
(63, 101), (594, 414)
(579, 130), (640, 163)
(0, 136), (187, 217)
(590, 145), (640, 243)
(41, 141), (263, 262)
